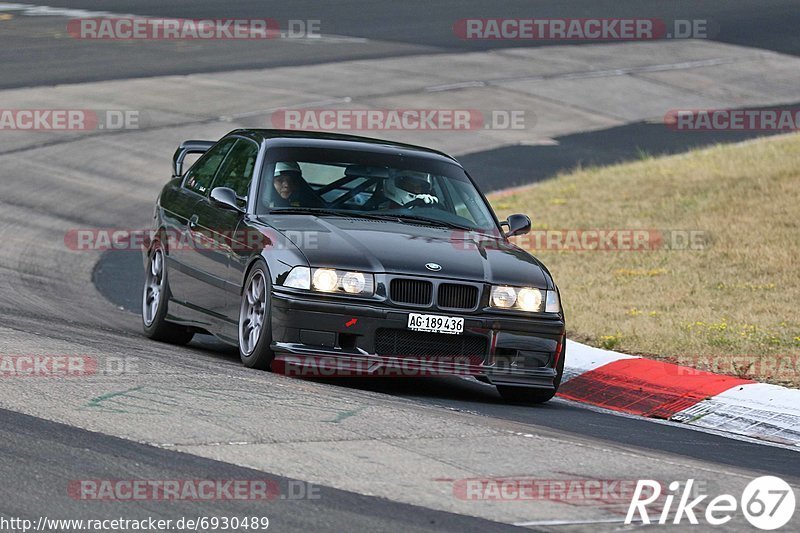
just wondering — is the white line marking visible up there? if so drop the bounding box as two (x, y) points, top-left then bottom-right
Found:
(514, 517), (644, 526)
(427, 81), (487, 92)
(0, 3), (126, 17)
(0, 3), (370, 44)
(218, 97), (353, 122)
(424, 55), (769, 93)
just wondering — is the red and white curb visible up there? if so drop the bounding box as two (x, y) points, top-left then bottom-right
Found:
(560, 340), (800, 447)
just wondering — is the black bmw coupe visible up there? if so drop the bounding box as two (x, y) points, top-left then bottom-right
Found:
(142, 130), (565, 403)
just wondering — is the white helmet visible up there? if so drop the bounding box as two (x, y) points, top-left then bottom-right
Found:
(274, 161), (301, 176)
(384, 171), (437, 206)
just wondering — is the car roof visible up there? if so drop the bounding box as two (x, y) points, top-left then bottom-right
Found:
(228, 129), (460, 165)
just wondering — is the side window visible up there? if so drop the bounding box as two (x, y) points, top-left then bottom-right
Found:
(211, 139), (259, 202)
(182, 138), (235, 195)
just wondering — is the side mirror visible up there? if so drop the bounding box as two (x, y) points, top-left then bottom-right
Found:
(504, 214), (531, 237)
(210, 187), (245, 213)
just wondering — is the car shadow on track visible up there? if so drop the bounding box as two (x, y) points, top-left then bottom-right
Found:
(311, 374), (508, 403)
(189, 332), (548, 408)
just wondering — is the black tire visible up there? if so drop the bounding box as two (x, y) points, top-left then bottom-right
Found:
(142, 242), (195, 345)
(497, 343), (566, 405)
(238, 261), (275, 370)
(497, 385), (557, 404)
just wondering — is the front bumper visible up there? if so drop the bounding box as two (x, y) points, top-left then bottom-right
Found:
(269, 290), (565, 389)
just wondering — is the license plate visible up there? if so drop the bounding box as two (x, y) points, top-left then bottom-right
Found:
(407, 313), (464, 335)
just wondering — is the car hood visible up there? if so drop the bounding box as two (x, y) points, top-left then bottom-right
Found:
(259, 215), (553, 288)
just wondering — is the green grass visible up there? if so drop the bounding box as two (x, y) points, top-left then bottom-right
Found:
(488, 134), (800, 386)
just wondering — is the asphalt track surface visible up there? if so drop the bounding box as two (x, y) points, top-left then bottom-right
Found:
(0, 408), (518, 532)
(2, 2), (800, 531)
(1, 0), (800, 89)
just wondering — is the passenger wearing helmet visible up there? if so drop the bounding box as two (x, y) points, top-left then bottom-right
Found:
(269, 162), (322, 208)
(381, 171), (438, 209)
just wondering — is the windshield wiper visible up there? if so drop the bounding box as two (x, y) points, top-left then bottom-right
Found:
(269, 208), (404, 222)
(390, 214), (475, 231)
(269, 207), (353, 216)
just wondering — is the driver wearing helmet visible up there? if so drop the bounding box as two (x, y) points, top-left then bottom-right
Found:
(381, 171), (438, 209)
(269, 162), (318, 208)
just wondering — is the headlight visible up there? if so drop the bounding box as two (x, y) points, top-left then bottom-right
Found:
(342, 271), (366, 294)
(283, 266), (310, 289)
(312, 268), (339, 292)
(516, 288), (543, 312)
(282, 266), (374, 296)
(491, 286), (517, 308)
(490, 286), (560, 313)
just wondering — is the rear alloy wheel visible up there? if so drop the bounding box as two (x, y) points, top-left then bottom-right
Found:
(239, 262), (275, 370)
(497, 343), (565, 404)
(142, 243), (194, 345)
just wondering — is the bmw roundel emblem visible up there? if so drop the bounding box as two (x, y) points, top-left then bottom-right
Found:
(425, 262), (442, 272)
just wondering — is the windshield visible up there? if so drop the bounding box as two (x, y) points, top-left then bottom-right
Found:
(256, 146), (499, 232)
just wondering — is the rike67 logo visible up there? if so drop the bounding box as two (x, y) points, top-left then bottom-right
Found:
(627, 477), (796, 530)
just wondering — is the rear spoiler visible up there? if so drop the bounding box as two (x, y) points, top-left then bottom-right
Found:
(172, 140), (216, 177)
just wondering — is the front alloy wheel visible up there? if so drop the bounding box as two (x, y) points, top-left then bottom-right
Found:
(239, 263), (275, 369)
